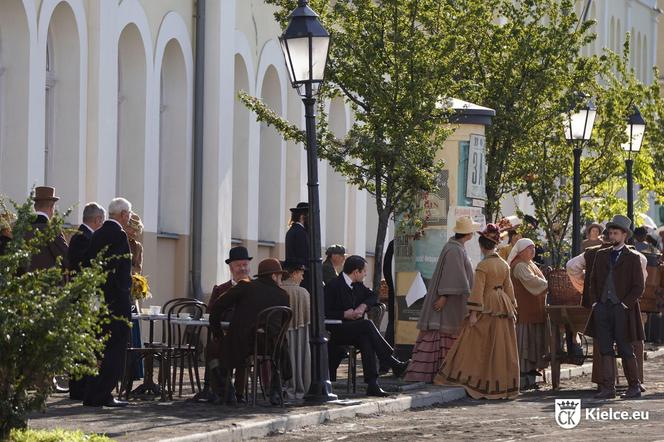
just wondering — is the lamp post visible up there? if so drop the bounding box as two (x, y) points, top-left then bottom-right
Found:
(279, 0), (337, 402)
(563, 94), (596, 257)
(622, 105), (646, 229)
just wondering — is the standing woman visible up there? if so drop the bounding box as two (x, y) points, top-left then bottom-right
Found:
(126, 213), (144, 382)
(434, 224), (519, 400)
(405, 216), (479, 383)
(507, 238), (549, 390)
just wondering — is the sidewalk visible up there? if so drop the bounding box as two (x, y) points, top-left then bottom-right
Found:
(29, 345), (664, 441)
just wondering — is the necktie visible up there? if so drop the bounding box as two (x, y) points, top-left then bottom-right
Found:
(611, 248), (622, 266)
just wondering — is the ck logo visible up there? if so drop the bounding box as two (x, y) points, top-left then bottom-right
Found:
(555, 399), (581, 429)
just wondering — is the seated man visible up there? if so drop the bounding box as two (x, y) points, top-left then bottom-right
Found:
(325, 255), (409, 397)
(209, 258), (292, 405)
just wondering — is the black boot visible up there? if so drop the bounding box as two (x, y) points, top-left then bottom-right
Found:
(390, 356), (410, 378)
(366, 382), (389, 397)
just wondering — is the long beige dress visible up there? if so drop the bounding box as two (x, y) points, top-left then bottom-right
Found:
(280, 279), (311, 399)
(434, 252), (519, 400)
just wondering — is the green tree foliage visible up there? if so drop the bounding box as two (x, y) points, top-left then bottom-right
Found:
(0, 196), (108, 438)
(245, 0), (472, 288)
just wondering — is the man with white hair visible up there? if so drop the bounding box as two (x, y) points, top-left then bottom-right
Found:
(82, 197), (133, 407)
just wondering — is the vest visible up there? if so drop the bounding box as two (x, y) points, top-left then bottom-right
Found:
(510, 262), (546, 324)
(600, 254), (621, 305)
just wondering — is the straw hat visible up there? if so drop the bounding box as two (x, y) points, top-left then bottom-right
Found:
(453, 216), (481, 235)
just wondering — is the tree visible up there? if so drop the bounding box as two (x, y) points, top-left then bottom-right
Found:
(244, 0), (473, 288)
(0, 196), (108, 438)
(457, 0), (598, 222)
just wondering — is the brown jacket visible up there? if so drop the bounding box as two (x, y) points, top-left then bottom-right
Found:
(585, 246), (645, 341)
(510, 260), (547, 324)
(27, 214), (69, 271)
(467, 253), (517, 319)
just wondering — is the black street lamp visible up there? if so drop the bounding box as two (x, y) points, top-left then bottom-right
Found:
(279, 0), (337, 402)
(622, 105), (646, 229)
(564, 94), (596, 257)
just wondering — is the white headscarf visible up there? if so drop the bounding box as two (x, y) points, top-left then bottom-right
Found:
(507, 238), (535, 265)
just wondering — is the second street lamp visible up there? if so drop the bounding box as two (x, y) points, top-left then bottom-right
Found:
(279, 0), (337, 403)
(622, 105), (646, 229)
(564, 94), (596, 257)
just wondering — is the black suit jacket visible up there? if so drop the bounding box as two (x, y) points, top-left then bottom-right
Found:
(285, 223), (309, 266)
(84, 220), (132, 319)
(324, 274), (378, 320)
(68, 224), (93, 272)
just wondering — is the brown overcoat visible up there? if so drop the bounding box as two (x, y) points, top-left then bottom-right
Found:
(27, 214), (69, 271)
(584, 246), (645, 341)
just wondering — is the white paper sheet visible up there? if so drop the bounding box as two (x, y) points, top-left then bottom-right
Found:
(405, 271), (428, 307)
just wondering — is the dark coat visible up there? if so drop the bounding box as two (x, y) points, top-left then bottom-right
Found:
(585, 246), (645, 342)
(581, 243), (612, 309)
(68, 224), (93, 272)
(285, 223), (309, 265)
(324, 273), (378, 320)
(206, 280), (234, 362)
(27, 214), (69, 271)
(84, 220), (132, 320)
(322, 259), (338, 286)
(208, 280), (233, 313)
(209, 277), (290, 368)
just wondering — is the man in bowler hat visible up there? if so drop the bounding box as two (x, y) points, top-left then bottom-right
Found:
(285, 202), (311, 292)
(201, 246), (253, 403)
(588, 215), (645, 399)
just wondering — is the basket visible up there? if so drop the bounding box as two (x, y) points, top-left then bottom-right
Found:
(547, 268), (582, 306)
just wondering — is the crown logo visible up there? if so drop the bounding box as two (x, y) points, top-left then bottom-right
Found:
(558, 401), (578, 411)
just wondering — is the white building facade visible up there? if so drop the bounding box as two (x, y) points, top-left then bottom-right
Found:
(0, 0), (384, 305)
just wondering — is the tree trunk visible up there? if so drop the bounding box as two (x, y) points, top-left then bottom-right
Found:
(372, 208), (391, 291)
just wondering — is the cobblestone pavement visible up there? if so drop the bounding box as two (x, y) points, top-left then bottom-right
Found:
(265, 354), (664, 441)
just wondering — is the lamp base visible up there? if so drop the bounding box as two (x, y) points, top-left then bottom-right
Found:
(304, 381), (338, 403)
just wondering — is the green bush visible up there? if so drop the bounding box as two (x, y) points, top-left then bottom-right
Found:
(0, 196), (109, 439)
(9, 428), (112, 442)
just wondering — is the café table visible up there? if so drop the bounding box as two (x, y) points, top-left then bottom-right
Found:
(128, 313), (228, 399)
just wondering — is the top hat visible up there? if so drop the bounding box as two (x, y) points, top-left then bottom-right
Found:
(325, 244), (346, 256)
(478, 223), (502, 245)
(606, 215), (633, 237)
(281, 257), (307, 272)
(254, 258), (289, 277)
(34, 186), (59, 202)
(453, 216), (481, 235)
(289, 202), (309, 213)
(225, 246), (253, 264)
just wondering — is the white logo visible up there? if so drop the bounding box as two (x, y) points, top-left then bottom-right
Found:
(555, 399), (581, 429)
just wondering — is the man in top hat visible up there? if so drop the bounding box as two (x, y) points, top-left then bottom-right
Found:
(27, 186), (69, 271)
(200, 246), (253, 403)
(81, 197), (134, 407)
(323, 244), (346, 285)
(587, 214), (646, 399)
(285, 202), (311, 292)
(209, 258), (291, 405)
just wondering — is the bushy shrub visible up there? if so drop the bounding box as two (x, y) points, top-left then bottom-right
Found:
(0, 196), (109, 438)
(9, 428), (112, 442)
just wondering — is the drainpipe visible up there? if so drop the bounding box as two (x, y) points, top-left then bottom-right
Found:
(191, 0), (205, 301)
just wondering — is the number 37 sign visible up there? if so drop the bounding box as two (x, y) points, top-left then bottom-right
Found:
(466, 134), (487, 201)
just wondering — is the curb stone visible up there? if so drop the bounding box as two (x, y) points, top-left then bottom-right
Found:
(162, 386), (467, 442)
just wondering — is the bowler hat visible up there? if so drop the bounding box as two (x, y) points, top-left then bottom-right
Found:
(225, 246), (253, 264)
(453, 216), (481, 235)
(290, 202), (309, 213)
(606, 215), (633, 237)
(34, 186), (59, 202)
(254, 258), (289, 277)
(281, 258), (306, 272)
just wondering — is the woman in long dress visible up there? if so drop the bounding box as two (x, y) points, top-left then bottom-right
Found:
(404, 216), (479, 383)
(127, 213), (144, 381)
(507, 238), (549, 389)
(434, 223), (519, 400)
(280, 258), (311, 399)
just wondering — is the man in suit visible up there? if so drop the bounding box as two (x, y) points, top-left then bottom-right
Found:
(285, 202), (310, 292)
(323, 244), (346, 286)
(210, 258), (291, 405)
(82, 198), (133, 407)
(28, 186), (69, 271)
(588, 215), (646, 399)
(325, 255), (409, 397)
(199, 246), (253, 403)
(67, 202), (106, 400)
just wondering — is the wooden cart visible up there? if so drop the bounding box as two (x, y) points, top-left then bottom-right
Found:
(545, 305), (592, 390)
